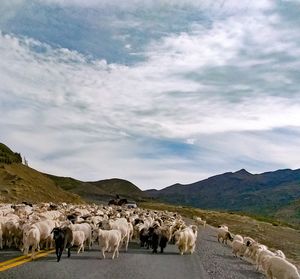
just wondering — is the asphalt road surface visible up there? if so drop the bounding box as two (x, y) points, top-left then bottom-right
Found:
(0, 225), (265, 279)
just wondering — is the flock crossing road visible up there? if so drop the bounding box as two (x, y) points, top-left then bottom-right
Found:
(0, 225), (265, 279)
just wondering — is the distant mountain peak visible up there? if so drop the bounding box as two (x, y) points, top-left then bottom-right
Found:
(144, 168), (300, 227)
(235, 169), (252, 176)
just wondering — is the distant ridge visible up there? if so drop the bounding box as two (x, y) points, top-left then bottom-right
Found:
(145, 168), (300, 226)
(47, 175), (146, 202)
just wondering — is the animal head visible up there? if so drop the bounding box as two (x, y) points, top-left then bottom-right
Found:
(173, 231), (181, 244)
(134, 218), (144, 226)
(190, 225), (198, 234)
(98, 229), (105, 237)
(99, 220), (110, 230)
(51, 227), (64, 240)
(152, 222), (160, 229)
(226, 232), (234, 241)
(92, 228), (99, 241)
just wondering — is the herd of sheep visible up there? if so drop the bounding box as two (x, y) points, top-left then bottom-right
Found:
(0, 202), (299, 279)
(214, 222), (300, 279)
(0, 202), (197, 261)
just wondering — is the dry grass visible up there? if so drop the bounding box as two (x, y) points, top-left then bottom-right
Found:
(0, 163), (84, 204)
(140, 201), (300, 267)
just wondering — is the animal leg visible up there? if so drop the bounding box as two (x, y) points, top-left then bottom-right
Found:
(67, 248), (71, 258)
(24, 245), (29, 256)
(125, 235), (129, 252)
(57, 247), (63, 262)
(78, 243), (83, 253)
(266, 269), (273, 279)
(112, 245), (118, 259)
(55, 246), (59, 259)
(189, 244), (195, 254)
(31, 243), (38, 260)
(116, 247), (119, 258)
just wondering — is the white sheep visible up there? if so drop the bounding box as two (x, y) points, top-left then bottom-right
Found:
(257, 248), (286, 272)
(244, 242), (268, 263)
(217, 228), (233, 245)
(232, 240), (248, 258)
(70, 223), (92, 249)
(194, 217), (206, 228)
(274, 249), (286, 259)
(175, 225), (197, 255)
(265, 256), (300, 279)
(23, 226), (40, 259)
(243, 236), (256, 246)
(31, 220), (56, 249)
(218, 224), (228, 231)
(98, 229), (122, 259)
(108, 218), (131, 251)
(72, 231), (85, 253)
(256, 249), (275, 272)
(233, 234), (243, 242)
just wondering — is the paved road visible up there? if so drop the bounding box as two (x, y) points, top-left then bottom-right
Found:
(0, 225), (265, 279)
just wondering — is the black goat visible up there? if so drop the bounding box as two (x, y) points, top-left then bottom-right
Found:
(49, 204), (58, 210)
(51, 227), (73, 262)
(22, 201), (33, 207)
(139, 228), (150, 248)
(134, 218), (144, 226)
(148, 225), (168, 254)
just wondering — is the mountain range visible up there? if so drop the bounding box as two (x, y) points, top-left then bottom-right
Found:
(145, 168), (300, 226)
(0, 143), (299, 226)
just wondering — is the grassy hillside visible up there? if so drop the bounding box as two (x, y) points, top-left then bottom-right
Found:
(141, 201), (300, 266)
(47, 175), (145, 203)
(0, 163), (83, 203)
(275, 198), (300, 225)
(89, 178), (144, 198)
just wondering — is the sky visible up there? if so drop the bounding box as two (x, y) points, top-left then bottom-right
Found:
(1, 0), (300, 190)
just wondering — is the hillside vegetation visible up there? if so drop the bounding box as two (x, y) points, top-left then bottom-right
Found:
(47, 174), (145, 203)
(0, 143), (22, 164)
(0, 163), (83, 204)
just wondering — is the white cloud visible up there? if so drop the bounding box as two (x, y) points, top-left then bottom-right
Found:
(0, 0), (25, 24)
(1, 0), (300, 188)
(38, 0), (274, 11)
